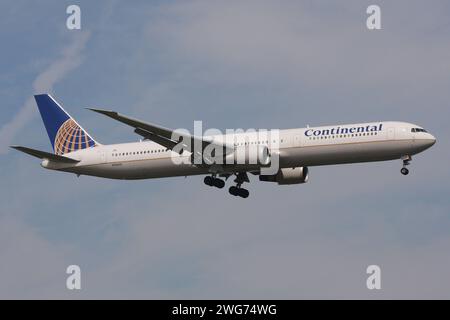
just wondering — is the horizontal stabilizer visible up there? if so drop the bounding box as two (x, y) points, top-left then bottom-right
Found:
(10, 146), (80, 163)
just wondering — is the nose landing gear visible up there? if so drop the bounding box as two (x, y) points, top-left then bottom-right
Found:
(400, 155), (411, 175)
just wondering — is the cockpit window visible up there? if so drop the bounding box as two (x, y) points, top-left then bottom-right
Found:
(411, 128), (427, 133)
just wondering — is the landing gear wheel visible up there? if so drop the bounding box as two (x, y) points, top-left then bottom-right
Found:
(229, 186), (238, 196)
(229, 186), (249, 198)
(401, 168), (409, 175)
(238, 188), (249, 198)
(204, 176), (213, 186)
(213, 178), (225, 189)
(228, 172), (250, 198)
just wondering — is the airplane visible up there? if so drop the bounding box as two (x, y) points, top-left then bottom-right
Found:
(11, 94), (436, 198)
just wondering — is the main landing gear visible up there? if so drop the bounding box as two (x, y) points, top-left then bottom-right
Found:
(204, 175), (225, 188)
(228, 172), (250, 198)
(229, 186), (249, 198)
(203, 172), (250, 198)
(400, 155), (411, 175)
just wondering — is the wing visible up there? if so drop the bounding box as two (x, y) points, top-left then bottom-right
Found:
(87, 108), (234, 160)
(11, 146), (80, 163)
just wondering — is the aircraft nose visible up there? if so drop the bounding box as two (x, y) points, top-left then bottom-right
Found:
(427, 134), (436, 147)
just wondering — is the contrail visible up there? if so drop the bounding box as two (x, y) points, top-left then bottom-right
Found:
(0, 31), (91, 154)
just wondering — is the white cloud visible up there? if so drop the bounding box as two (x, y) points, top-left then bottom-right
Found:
(0, 31), (90, 154)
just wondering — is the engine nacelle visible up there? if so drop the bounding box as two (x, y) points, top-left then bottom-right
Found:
(259, 167), (309, 185)
(225, 145), (270, 166)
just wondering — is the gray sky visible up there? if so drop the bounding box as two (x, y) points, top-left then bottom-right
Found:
(0, 0), (449, 299)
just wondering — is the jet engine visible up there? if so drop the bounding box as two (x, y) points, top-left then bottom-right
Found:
(259, 167), (309, 185)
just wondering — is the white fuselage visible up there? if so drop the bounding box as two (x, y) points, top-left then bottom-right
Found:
(42, 121), (436, 180)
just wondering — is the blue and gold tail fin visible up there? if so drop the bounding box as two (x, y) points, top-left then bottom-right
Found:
(34, 94), (99, 155)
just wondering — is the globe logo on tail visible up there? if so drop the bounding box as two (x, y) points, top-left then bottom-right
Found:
(54, 119), (96, 155)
